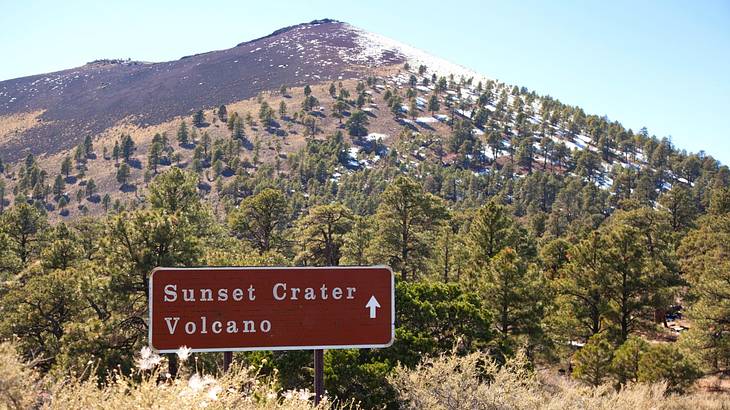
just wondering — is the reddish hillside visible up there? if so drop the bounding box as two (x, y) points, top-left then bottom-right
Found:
(0, 19), (404, 162)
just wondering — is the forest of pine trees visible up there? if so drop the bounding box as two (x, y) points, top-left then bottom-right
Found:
(0, 66), (729, 407)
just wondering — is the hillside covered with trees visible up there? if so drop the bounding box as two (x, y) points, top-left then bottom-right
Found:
(0, 20), (729, 409)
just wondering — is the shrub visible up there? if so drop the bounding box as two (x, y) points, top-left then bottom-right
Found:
(389, 349), (729, 409)
(571, 333), (614, 386)
(638, 343), (701, 394)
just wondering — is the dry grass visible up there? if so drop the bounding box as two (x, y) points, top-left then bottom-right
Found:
(1, 339), (728, 409)
(0, 110), (46, 145)
(389, 350), (730, 410)
(0, 342), (341, 410)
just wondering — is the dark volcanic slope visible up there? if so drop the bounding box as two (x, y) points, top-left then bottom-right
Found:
(0, 19), (403, 161)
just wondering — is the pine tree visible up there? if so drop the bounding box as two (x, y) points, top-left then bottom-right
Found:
(294, 204), (353, 266)
(611, 336), (649, 386)
(61, 156), (72, 178)
(52, 175), (65, 199)
(0, 203), (48, 264)
(83, 135), (93, 157)
(482, 248), (544, 348)
(0, 180), (5, 214)
(678, 212), (730, 372)
(57, 195), (68, 212)
(345, 110), (369, 137)
(258, 101), (274, 128)
(176, 121), (189, 146)
(658, 184), (697, 232)
(193, 110), (205, 127)
(340, 216), (374, 266)
(102, 193), (111, 212)
(428, 94), (439, 115)
(112, 141), (120, 163)
(332, 99), (347, 124)
(227, 188), (288, 254)
(556, 232), (611, 339)
(85, 179), (96, 198)
(120, 135), (135, 162)
(233, 117), (245, 140)
(116, 163), (130, 186)
(572, 333), (614, 386)
(409, 98), (418, 120)
(218, 104), (227, 122)
(637, 344), (701, 393)
(147, 142), (162, 174)
(370, 176), (448, 280)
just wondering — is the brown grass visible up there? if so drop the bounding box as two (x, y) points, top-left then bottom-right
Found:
(389, 350), (730, 409)
(0, 110), (47, 145)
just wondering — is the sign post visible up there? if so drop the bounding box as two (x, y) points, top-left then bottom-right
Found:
(149, 266), (394, 400)
(313, 349), (324, 405)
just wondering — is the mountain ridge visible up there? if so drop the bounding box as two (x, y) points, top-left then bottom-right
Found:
(0, 19), (398, 162)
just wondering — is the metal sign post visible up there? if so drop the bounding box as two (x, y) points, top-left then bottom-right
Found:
(223, 351), (232, 372)
(314, 349), (324, 405)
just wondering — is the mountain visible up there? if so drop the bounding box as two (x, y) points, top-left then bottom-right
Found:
(0, 18), (470, 162)
(0, 18), (725, 220)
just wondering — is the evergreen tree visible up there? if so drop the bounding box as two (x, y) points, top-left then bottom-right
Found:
(556, 232), (611, 339)
(53, 174), (65, 198)
(61, 156), (72, 178)
(611, 336), (649, 386)
(678, 212), (730, 372)
(0, 180), (5, 214)
(370, 176), (447, 280)
(147, 141), (162, 174)
(572, 333), (614, 386)
(658, 184), (697, 232)
(0, 202), (48, 264)
(482, 247), (544, 347)
(193, 110), (205, 127)
(259, 102), (274, 128)
(102, 193), (111, 212)
(428, 94), (439, 115)
(637, 344), (700, 393)
(83, 135), (93, 157)
(294, 204), (353, 266)
(340, 216), (374, 266)
(120, 135), (135, 162)
(233, 117), (245, 141)
(85, 179), (96, 199)
(176, 121), (189, 145)
(116, 163), (131, 186)
(466, 201), (533, 266)
(345, 110), (369, 137)
(112, 141), (120, 163)
(227, 188), (288, 254)
(217, 105), (227, 122)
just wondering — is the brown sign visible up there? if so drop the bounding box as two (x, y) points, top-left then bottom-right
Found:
(149, 266), (394, 353)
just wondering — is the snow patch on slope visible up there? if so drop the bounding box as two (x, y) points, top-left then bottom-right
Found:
(343, 24), (492, 84)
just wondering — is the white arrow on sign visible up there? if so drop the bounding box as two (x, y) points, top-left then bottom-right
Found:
(365, 295), (381, 319)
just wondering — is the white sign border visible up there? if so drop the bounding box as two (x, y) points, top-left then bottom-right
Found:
(148, 265), (395, 353)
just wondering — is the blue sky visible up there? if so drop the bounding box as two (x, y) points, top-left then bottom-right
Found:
(1, 0), (728, 163)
